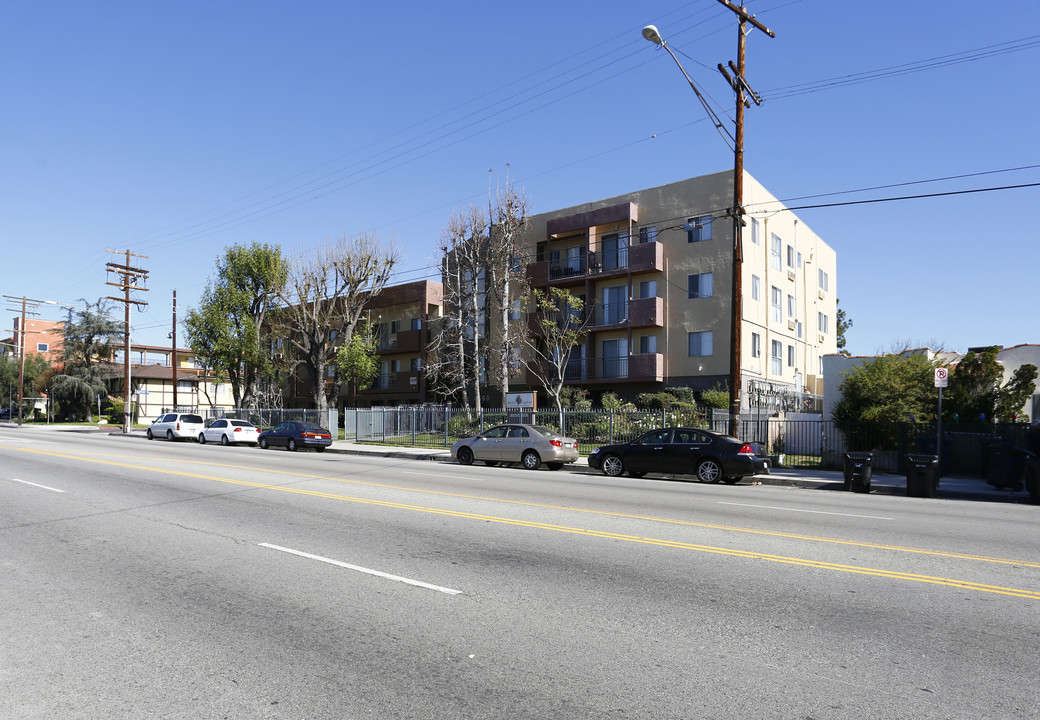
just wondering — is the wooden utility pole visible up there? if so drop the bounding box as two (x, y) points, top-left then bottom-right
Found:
(171, 289), (178, 410)
(2, 295), (42, 427)
(715, 0), (775, 439)
(106, 250), (149, 433)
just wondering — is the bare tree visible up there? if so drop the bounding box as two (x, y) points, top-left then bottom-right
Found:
(523, 287), (591, 426)
(273, 232), (399, 415)
(486, 177), (530, 407)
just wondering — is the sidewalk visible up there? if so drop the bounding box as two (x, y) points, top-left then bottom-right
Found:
(7, 422), (1033, 503)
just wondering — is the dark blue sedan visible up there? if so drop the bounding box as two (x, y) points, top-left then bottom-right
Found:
(257, 421), (333, 452)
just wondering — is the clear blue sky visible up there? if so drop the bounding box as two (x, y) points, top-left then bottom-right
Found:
(3, 0), (1038, 356)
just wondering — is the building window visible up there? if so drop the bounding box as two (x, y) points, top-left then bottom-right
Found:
(639, 280), (657, 299)
(639, 335), (657, 354)
(751, 275), (761, 301)
(687, 273), (713, 299)
(818, 268), (829, 292)
(752, 332), (761, 358)
(410, 357), (421, 372)
(787, 345), (795, 367)
(686, 216), (712, 243)
(37, 343), (49, 353)
(787, 294), (795, 318)
(751, 217), (760, 245)
(797, 320), (803, 339)
(771, 340), (782, 375)
(770, 234), (782, 270)
(410, 317), (422, 330)
(771, 286), (782, 324)
(639, 226), (657, 244)
(818, 312), (829, 334)
(390, 320), (401, 334)
(689, 331), (713, 357)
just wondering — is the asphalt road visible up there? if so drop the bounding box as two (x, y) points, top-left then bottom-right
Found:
(3, 427), (1039, 719)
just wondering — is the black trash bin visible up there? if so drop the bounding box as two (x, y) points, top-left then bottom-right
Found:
(843, 451), (873, 493)
(906, 453), (939, 498)
(986, 442), (1034, 492)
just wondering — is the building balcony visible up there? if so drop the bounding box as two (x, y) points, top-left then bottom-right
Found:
(360, 370), (421, 394)
(376, 328), (422, 354)
(526, 353), (664, 385)
(527, 240), (665, 287)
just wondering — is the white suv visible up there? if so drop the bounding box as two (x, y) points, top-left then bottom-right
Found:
(147, 413), (205, 441)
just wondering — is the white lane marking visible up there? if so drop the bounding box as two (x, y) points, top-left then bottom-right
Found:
(11, 478), (65, 493)
(0, 435), (54, 444)
(259, 543), (462, 595)
(717, 501), (891, 520)
(404, 470), (488, 480)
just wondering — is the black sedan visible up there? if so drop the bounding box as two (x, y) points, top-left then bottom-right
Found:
(587, 427), (770, 483)
(257, 421), (333, 452)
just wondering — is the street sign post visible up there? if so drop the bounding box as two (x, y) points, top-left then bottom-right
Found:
(934, 368), (948, 474)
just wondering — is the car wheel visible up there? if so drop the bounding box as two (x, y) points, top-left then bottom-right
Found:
(146, 429), (154, 440)
(484, 460), (498, 467)
(198, 433), (206, 444)
(287, 438), (298, 452)
(628, 471), (646, 478)
(167, 430), (174, 442)
(220, 434), (230, 446)
(696, 458), (723, 483)
(521, 450), (541, 470)
(601, 454), (624, 477)
(722, 477), (740, 485)
(547, 462), (563, 471)
(259, 437), (269, 449)
(456, 446), (474, 466)
(315, 446), (325, 453)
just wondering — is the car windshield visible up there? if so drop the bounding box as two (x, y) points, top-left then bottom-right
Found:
(300, 425), (327, 433)
(230, 421), (252, 428)
(183, 415), (203, 424)
(530, 426), (558, 438)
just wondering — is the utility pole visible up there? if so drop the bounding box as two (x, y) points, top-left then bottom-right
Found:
(3, 295), (42, 427)
(715, 0), (775, 439)
(171, 289), (178, 411)
(106, 250), (149, 434)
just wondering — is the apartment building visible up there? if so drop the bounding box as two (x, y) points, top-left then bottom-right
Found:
(521, 170), (837, 412)
(2, 318), (65, 367)
(347, 279), (443, 407)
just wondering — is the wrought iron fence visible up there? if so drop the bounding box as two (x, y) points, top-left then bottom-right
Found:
(342, 407), (1028, 475)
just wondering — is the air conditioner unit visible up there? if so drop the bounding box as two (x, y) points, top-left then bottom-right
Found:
(787, 270), (796, 282)
(818, 289), (825, 300)
(787, 319), (796, 330)
(818, 333), (826, 343)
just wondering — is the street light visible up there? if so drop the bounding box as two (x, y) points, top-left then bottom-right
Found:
(642, 3), (774, 439)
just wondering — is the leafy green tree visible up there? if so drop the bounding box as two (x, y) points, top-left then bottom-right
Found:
(945, 346), (1037, 422)
(335, 315), (380, 395)
(184, 242), (288, 409)
(0, 353), (49, 417)
(836, 299), (853, 356)
(522, 287), (591, 424)
(50, 299), (122, 421)
(832, 352), (937, 424)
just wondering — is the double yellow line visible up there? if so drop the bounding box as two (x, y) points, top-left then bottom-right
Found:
(13, 446), (1040, 600)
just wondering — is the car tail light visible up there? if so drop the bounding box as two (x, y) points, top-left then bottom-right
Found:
(176, 422), (181, 431)
(234, 427), (241, 433)
(738, 443), (755, 456)
(550, 439), (563, 448)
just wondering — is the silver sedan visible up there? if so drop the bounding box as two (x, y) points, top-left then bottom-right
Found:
(451, 424), (580, 470)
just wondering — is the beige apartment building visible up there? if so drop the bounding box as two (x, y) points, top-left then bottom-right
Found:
(521, 170), (837, 413)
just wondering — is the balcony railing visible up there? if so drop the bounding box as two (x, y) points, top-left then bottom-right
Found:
(528, 241), (665, 286)
(557, 353), (664, 383)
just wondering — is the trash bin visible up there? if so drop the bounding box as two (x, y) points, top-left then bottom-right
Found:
(906, 453), (939, 498)
(843, 451), (873, 493)
(986, 442), (1035, 492)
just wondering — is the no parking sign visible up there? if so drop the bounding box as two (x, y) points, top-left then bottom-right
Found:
(934, 367), (948, 388)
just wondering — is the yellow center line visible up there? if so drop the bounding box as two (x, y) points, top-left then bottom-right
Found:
(8, 445), (1040, 570)
(9, 445), (1040, 599)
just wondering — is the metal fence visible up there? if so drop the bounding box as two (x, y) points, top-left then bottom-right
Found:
(342, 406), (1030, 475)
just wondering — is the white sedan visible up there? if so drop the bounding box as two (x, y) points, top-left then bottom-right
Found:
(198, 418), (260, 446)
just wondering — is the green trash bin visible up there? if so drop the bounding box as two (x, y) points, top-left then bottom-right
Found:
(906, 453), (939, 498)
